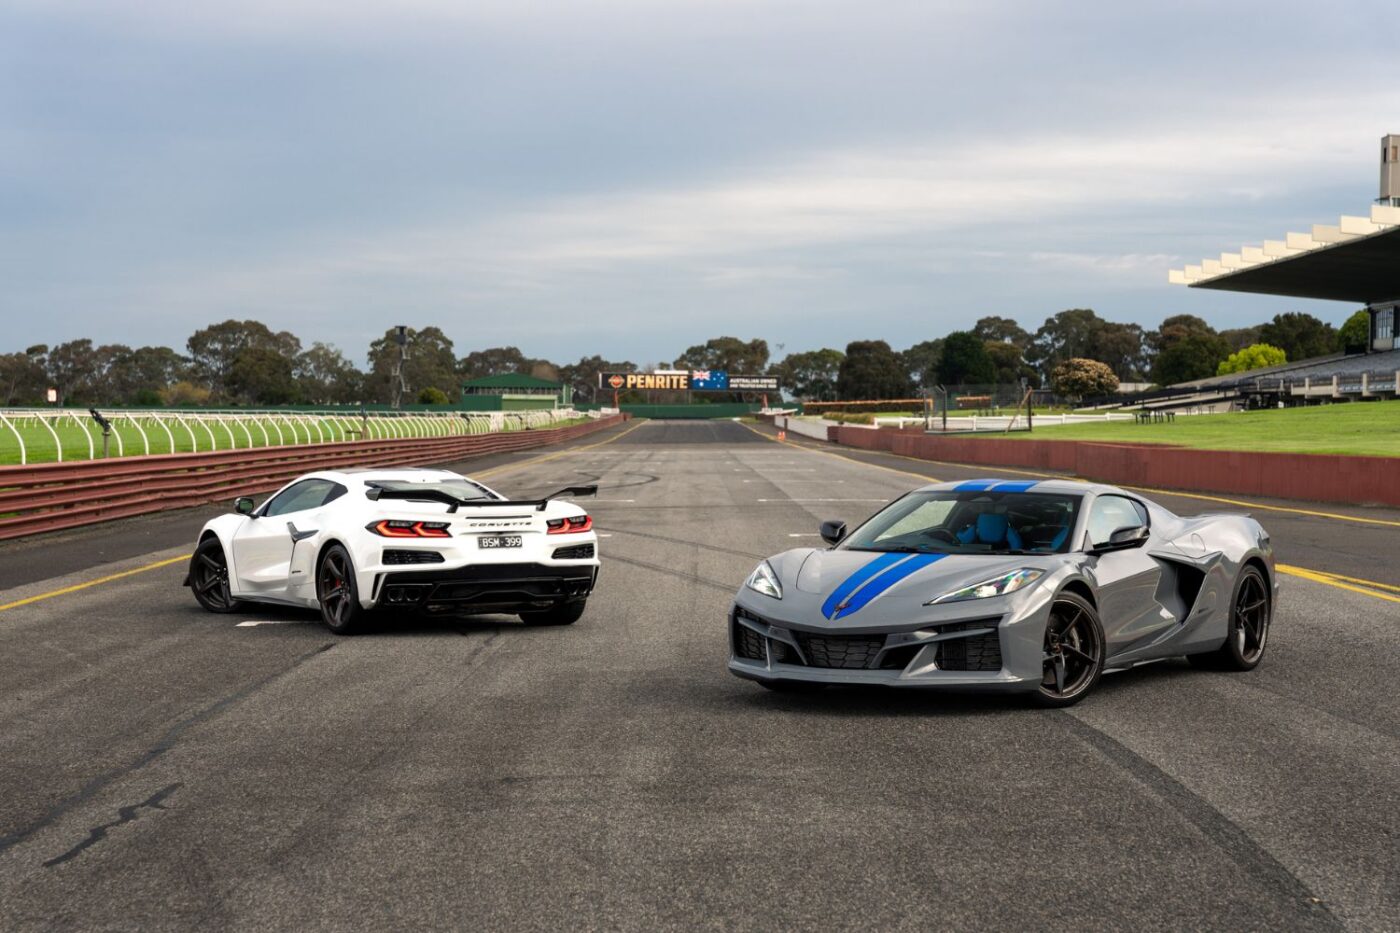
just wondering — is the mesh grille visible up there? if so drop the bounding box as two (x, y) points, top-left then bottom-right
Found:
(934, 620), (1002, 672)
(382, 549), (446, 565)
(733, 621), (767, 660)
(552, 543), (596, 560)
(792, 632), (886, 669)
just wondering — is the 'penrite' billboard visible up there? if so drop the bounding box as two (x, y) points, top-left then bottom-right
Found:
(599, 371), (779, 392)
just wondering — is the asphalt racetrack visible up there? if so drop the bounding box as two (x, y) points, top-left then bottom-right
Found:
(2, 419), (1398, 931)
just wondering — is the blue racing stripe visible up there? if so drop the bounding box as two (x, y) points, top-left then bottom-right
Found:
(953, 480), (999, 491)
(833, 553), (945, 619)
(990, 480), (1039, 492)
(820, 552), (907, 619)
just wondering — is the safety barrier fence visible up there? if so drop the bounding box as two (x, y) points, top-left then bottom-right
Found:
(0, 414), (626, 540)
(759, 413), (1400, 508)
(0, 407), (587, 466)
(821, 423), (1400, 508)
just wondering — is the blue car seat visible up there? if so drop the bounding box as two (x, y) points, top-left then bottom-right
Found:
(956, 513), (1023, 549)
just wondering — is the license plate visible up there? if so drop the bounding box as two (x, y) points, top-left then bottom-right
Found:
(478, 535), (523, 549)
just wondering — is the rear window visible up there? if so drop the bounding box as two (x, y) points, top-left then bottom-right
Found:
(365, 479), (497, 503)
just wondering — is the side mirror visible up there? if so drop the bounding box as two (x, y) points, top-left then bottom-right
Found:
(819, 519), (847, 545)
(1090, 524), (1148, 554)
(234, 497), (256, 516)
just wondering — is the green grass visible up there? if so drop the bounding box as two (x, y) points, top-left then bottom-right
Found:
(1009, 401), (1400, 457)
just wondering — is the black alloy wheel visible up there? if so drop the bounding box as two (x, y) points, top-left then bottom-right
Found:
(1034, 592), (1105, 707)
(317, 544), (365, 635)
(190, 538), (243, 613)
(1190, 565), (1270, 671)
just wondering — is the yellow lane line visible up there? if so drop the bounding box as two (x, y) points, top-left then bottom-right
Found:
(1293, 568), (1400, 593)
(0, 420), (645, 615)
(1276, 564), (1400, 605)
(0, 555), (190, 613)
(1118, 486), (1400, 529)
(736, 421), (940, 485)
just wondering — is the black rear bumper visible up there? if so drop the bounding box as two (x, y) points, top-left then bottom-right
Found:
(375, 562), (598, 613)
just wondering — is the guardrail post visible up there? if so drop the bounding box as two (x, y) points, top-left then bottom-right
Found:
(0, 412), (26, 464)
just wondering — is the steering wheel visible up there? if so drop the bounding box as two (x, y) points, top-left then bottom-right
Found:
(923, 528), (960, 545)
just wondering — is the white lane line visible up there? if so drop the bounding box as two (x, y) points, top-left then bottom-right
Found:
(743, 479), (843, 483)
(597, 533), (613, 538)
(788, 533), (823, 537)
(592, 499), (636, 503)
(236, 619), (318, 628)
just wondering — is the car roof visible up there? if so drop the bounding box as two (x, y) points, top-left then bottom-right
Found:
(915, 477), (1127, 497)
(303, 467), (468, 484)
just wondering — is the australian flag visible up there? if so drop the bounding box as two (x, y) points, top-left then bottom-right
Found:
(690, 369), (729, 391)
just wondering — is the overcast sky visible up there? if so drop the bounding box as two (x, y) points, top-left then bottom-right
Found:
(2, 0), (1396, 364)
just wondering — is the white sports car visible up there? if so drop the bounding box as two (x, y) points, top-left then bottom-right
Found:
(184, 468), (600, 633)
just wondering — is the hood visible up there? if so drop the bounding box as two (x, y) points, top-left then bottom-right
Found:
(749, 548), (1063, 629)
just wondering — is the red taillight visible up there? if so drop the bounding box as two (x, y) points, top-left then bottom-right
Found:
(547, 514), (593, 534)
(368, 520), (451, 538)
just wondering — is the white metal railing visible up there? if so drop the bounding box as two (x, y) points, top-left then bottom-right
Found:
(0, 407), (587, 465)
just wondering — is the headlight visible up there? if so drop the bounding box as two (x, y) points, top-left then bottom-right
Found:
(745, 561), (783, 599)
(927, 568), (1043, 604)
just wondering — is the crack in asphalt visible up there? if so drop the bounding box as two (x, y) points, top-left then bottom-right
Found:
(0, 643), (334, 859)
(43, 783), (182, 868)
(1057, 711), (1344, 931)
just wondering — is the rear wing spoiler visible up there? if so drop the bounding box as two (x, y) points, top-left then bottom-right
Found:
(364, 483), (598, 513)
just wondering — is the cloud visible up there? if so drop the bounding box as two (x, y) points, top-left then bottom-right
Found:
(1, 0), (1394, 360)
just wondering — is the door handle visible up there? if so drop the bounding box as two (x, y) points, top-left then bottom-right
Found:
(287, 522), (317, 542)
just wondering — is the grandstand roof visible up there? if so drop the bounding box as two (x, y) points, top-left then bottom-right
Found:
(1170, 205), (1400, 304)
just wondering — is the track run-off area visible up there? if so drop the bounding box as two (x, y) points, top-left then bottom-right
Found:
(1, 419), (1398, 931)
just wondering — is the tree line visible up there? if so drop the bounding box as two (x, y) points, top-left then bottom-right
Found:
(775, 308), (1366, 401)
(0, 307), (1366, 407)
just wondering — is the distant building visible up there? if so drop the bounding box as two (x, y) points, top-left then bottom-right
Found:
(459, 373), (571, 411)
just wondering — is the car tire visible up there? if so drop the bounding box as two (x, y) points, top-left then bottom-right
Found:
(520, 600), (587, 627)
(316, 544), (367, 635)
(189, 537), (246, 614)
(1032, 591), (1106, 708)
(1188, 564), (1270, 672)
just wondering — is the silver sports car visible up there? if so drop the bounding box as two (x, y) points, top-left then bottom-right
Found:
(729, 478), (1276, 706)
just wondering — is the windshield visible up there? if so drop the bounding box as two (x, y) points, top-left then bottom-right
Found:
(841, 490), (1081, 555)
(366, 478), (497, 503)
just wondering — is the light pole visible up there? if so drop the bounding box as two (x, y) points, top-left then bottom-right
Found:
(390, 325), (409, 410)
